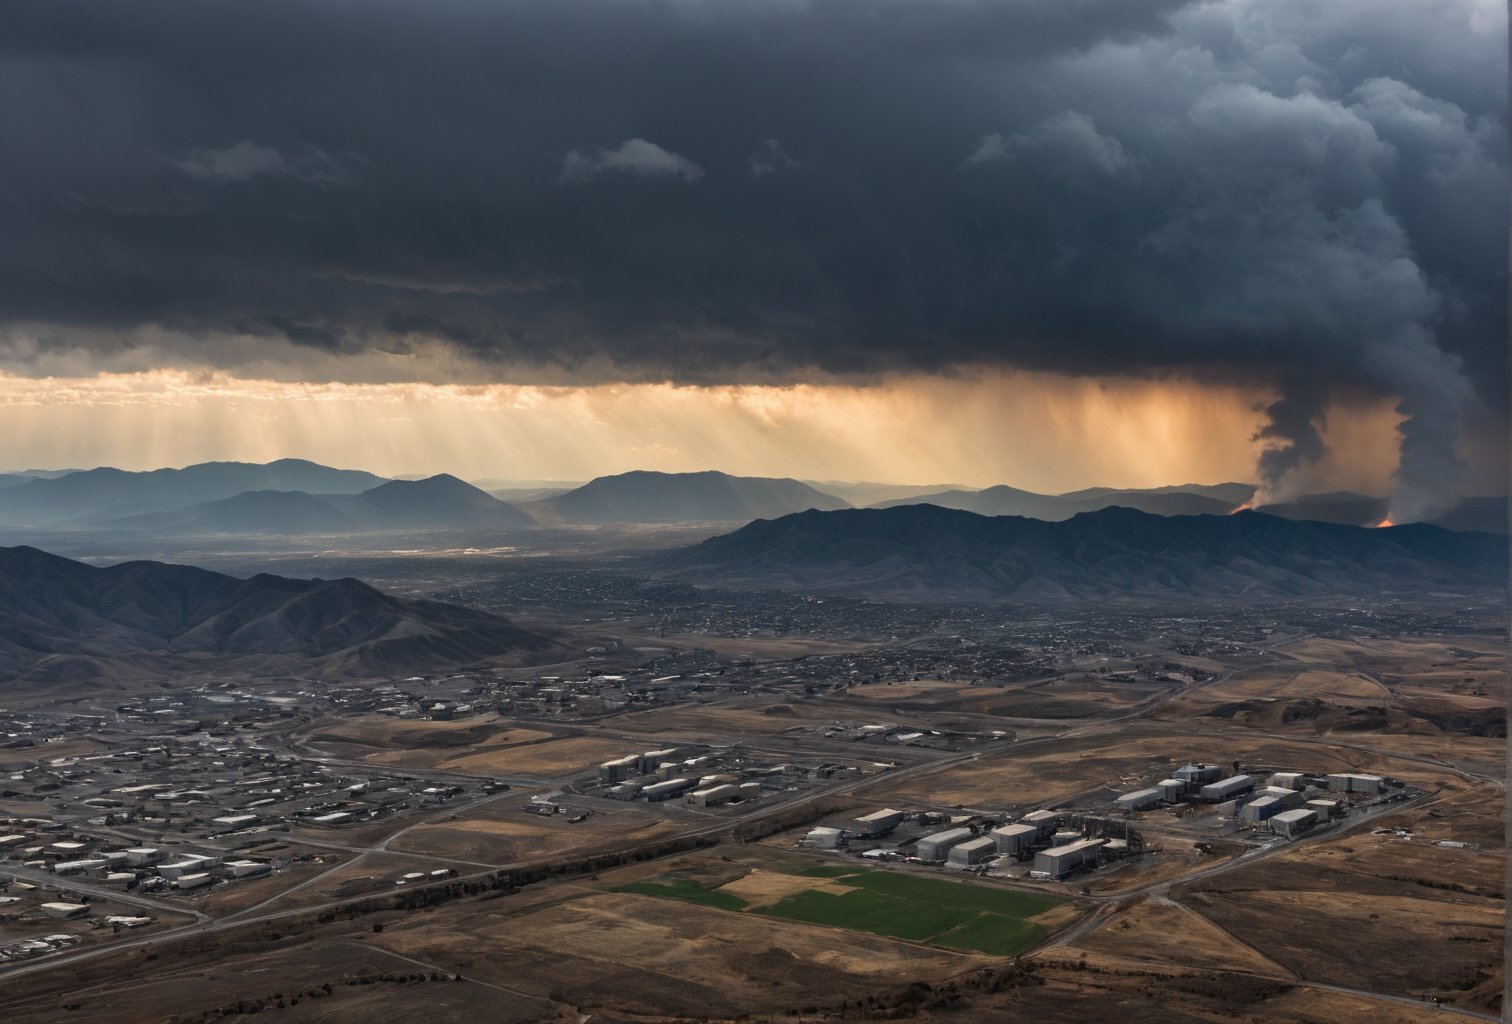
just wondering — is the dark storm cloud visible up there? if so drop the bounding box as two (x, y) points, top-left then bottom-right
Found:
(0, 0), (1505, 511)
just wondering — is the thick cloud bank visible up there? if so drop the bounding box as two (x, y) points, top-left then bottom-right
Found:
(0, 0), (1504, 515)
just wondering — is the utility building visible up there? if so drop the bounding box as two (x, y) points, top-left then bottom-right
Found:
(1326, 773), (1383, 795)
(915, 827), (974, 861)
(1115, 787), (1163, 812)
(1157, 779), (1185, 802)
(1175, 764), (1224, 787)
(1241, 795), (1283, 821)
(1031, 838), (1105, 880)
(947, 835), (997, 867)
(1270, 808), (1318, 838)
(1019, 809), (1060, 836)
(990, 822), (1040, 859)
(1200, 774), (1254, 802)
(848, 809), (903, 837)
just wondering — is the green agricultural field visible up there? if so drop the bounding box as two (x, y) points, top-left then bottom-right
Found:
(612, 866), (1067, 957)
(611, 878), (749, 911)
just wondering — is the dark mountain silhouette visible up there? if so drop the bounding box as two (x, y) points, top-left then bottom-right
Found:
(0, 546), (561, 683)
(106, 490), (361, 534)
(876, 484), (1239, 520)
(97, 474), (534, 534)
(528, 470), (850, 524)
(326, 474), (536, 529)
(658, 505), (1505, 601)
(0, 459), (389, 526)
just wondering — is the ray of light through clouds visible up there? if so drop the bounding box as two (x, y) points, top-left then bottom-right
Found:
(0, 368), (1430, 495)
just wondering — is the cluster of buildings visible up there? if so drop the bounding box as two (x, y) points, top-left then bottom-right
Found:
(801, 807), (1140, 882)
(1114, 763), (1394, 839)
(593, 744), (867, 808)
(0, 831), (278, 895)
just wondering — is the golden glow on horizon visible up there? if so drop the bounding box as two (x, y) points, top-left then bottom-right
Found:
(0, 368), (1415, 494)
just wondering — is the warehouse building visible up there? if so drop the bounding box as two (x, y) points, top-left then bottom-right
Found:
(799, 826), (845, 849)
(1019, 809), (1060, 836)
(1258, 786), (1305, 809)
(40, 902), (90, 920)
(1270, 808), (1318, 838)
(1326, 773), (1384, 795)
(686, 783), (741, 807)
(1240, 795), (1283, 821)
(176, 872), (213, 890)
(597, 755), (639, 783)
(915, 827), (974, 861)
(1156, 779), (1185, 802)
(1306, 798), (1343, 818)
(946, 835), (997, 867)
(1200, 774), (1254, 802)
(990, 822), (1040, 859)
(1269, 772), (1305, 790)
(1114, 787), (1163, 812)
(1031, 838), (1105, 880)
(1175, 764), (1224, 787)
(642, 777), (695, 801)
(848, 808), (903, 837)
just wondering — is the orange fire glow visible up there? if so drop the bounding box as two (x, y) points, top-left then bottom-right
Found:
(1228, 501), (1254, 515)
(1373, 517), (1394, 528)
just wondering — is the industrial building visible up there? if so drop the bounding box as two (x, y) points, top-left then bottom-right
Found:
(1114, 787), (1163, 812)
(1269, 772), (1305, 790)
(1019, 809), (1059, 836)
(946, 835), (997, 867)
(686, 783), (741, 807)
(1240, 795), (1283, 821)
(799, 826), (845, 849)
(990, 822), (1039, 859)
(1031, 838), (1105, 880)
(1156, 779), (1184, 801)
(1175, 764), (1224, 787)
(1327, 773), (1384, 795)
(642, 777), (695, 801)
(848, 808), (903, 837)
(1269, 808), (1318, 838)
(915, 827), (974, 861)
(40, 902), (90, 920)
(1200, 774), (1254, 802)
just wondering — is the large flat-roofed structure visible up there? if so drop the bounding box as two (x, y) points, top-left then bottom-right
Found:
(1270, 808), (1318, 838)
(946, 835), (997, 867)
(1269, 772), (1305, 790)
(915, 827), (974, 861)
(1326, 773), (1384, 795)
(990, 822), (1040, 859)
(642, 777), (694, 801)
(799, 826), (845, 849)
(686, 783), (741, 807)
(1031, 838), (1105, 880)
(1019, 809), (1060, 836)
(1175, 764), (1224, 787)
(848, 808), (903, 837)
(1115, 787), (1162, 812)
(1200, 774), (1254, 802)
(40, 902), (90, 920)
(1240, 795), (1283, 821)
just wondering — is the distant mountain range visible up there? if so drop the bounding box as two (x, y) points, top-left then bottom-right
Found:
(0, 546), (561, 683)
(524, 470), (851, 524)
(0, 459), (389, 527)
(875, 482), (1504, 534)
(0, 460), (1500, 535)
(657, 505), (1506, 601)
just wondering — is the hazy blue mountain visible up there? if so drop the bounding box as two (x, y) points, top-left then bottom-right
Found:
(528, 470), (850, 524)
(105, 490), (361, 534)
(875, 484), (1237, 520)
(328, 474), (536, 529)
(0, 459), (390, 526)
(658, 505), (1505, 601)
(0, 545), (560, 682)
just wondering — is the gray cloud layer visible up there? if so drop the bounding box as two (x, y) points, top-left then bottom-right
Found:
(0, 0), (1505, 512)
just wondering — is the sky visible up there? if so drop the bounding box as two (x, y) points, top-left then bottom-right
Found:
(1, 1), (1506, 510)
